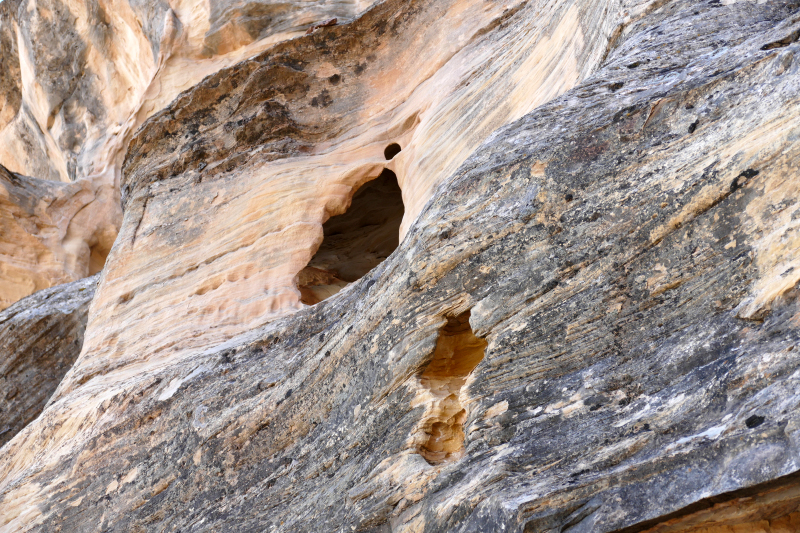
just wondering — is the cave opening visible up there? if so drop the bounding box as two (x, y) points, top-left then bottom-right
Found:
(298, 168), (404, 305)
(384, 143), (402, 160)
(414, 311), (487, 465)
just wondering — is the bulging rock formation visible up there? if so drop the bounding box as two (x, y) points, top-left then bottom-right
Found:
(0, 0), (379, 307)
(0, 164), (115, 310)
(2, 0), (800, 531)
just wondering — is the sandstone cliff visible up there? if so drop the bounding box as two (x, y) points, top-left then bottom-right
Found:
(2, 0), (800, 531)
(0, 0), (379, 308)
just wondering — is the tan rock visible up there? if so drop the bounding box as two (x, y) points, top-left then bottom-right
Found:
(3, 0), (800, 532)
(0, 0), (378, 307)
(0, 165), (116, 310)
(56, 0), (619, 403)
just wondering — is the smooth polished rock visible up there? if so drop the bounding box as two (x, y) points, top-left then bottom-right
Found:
(0, 165), (115, 310)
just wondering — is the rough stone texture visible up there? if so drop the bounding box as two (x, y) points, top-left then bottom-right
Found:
(0, 0), (376, 308)
(0, 0), (376, 184)
(0, 274), (97, 448)
(299, 169), (405, 305)
(2, 0), (800, 532)
(71, 0), (617, 395)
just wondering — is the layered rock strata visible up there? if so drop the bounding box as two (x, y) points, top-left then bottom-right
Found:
(0, 274), (97, 447)
(66, 0), (619, 400)
(1, 0), (800, 532)
(0, 0), (379, 184)
(0, 0), (380, 307)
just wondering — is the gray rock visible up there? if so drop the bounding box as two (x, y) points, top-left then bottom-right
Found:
(0, 275), (97, 448)
(3, 1), (800, 532)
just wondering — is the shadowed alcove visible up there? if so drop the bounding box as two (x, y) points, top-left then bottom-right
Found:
(384, 142), (402, 160)
(298, 168), (404, 305)
(413, 311), (487, 465)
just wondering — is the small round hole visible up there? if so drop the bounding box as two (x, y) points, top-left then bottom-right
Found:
(384, 143), (402, 160)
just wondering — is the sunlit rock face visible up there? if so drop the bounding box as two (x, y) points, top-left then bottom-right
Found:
(2, 0), (800, 532)
(0, 0), (375, 307)
(0, 0), (376, 184)
(0, 165), (115, 310)
(63, 0), (617, 401)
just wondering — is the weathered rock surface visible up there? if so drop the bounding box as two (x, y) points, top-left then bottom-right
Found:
(0, 0), (376, 184)
(2, 0), (800, 532)
(0, 274), (96, 448)
(0, 0), (378, 307)
(0, 164), (115, 310)
(70, 0), (618, 396)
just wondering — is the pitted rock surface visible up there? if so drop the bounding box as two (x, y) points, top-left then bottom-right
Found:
(1, 1), (800, 532)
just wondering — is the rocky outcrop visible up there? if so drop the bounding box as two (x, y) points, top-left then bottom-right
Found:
(0, 274), (96, 447)
(0, 0), (379, 184)
(2, 0), (800, 532)
(0, 0), (380, 307)
(66, 0), (618, 399)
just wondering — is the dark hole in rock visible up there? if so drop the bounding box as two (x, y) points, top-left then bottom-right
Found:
(413, 311), (488, 465)
(761, 28), (800, 50)
(88, 243), (107, 276)
(730, 169), (759, 192)
(298, 169), (404, 305)
(745, 414), (765, 428)
(384, 143), (402, 160)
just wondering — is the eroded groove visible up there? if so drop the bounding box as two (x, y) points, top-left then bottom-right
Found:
(413, 311), (487, 465)
(610, 470), (800, 533)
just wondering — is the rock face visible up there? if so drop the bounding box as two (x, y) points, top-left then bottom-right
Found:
(0, 0), (378, 307)
(299, 169), (405, 305)
(0, 274), (97, 447)
(2, 0), (800, 532)
(0, 0), (378, 184)
(64, 0), (617, 400)
(0, 164), (115, 310)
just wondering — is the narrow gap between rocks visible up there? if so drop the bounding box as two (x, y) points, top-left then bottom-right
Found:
(298, 168), (404, 305)
(415, 311), (487, 465)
